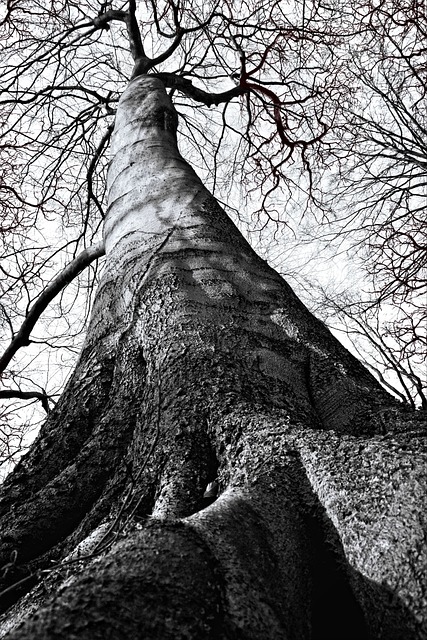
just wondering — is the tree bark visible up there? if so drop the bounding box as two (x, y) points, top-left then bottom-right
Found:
(0, 76), (425, 640)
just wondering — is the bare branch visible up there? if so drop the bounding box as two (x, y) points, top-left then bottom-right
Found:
(0, 390), (50, 414)
(153, 73), (243, 106)
(0, 243), (105, 377)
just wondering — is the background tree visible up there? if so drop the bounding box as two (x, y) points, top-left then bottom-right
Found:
(0, 1), (425, 639)
(309, 287), (426, 409)
(291, 0), (426, 407)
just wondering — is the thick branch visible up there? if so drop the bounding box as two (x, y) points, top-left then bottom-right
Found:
(153, 73), (243, 106)
(147, 31), (184, 70)
(145, 5), (226, 74)
(86, 124), (114, 219)
(0, 390), (50, 413)
(127, 0), (145, 58)
(0, 243), (105, 377)
(93, 4), (151, 77)
(92, 10), (127, 29)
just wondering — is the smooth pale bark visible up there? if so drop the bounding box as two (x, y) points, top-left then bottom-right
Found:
(0, 76), (425, 640)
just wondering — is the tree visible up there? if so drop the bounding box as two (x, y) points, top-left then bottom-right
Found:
(0, 2), (426, 639)
(0, 0), (334, 473)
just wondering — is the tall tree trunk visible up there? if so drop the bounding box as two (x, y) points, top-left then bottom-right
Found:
(0, 77), (425, 640)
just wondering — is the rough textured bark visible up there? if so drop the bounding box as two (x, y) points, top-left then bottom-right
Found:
(0, 76), (425, 640)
